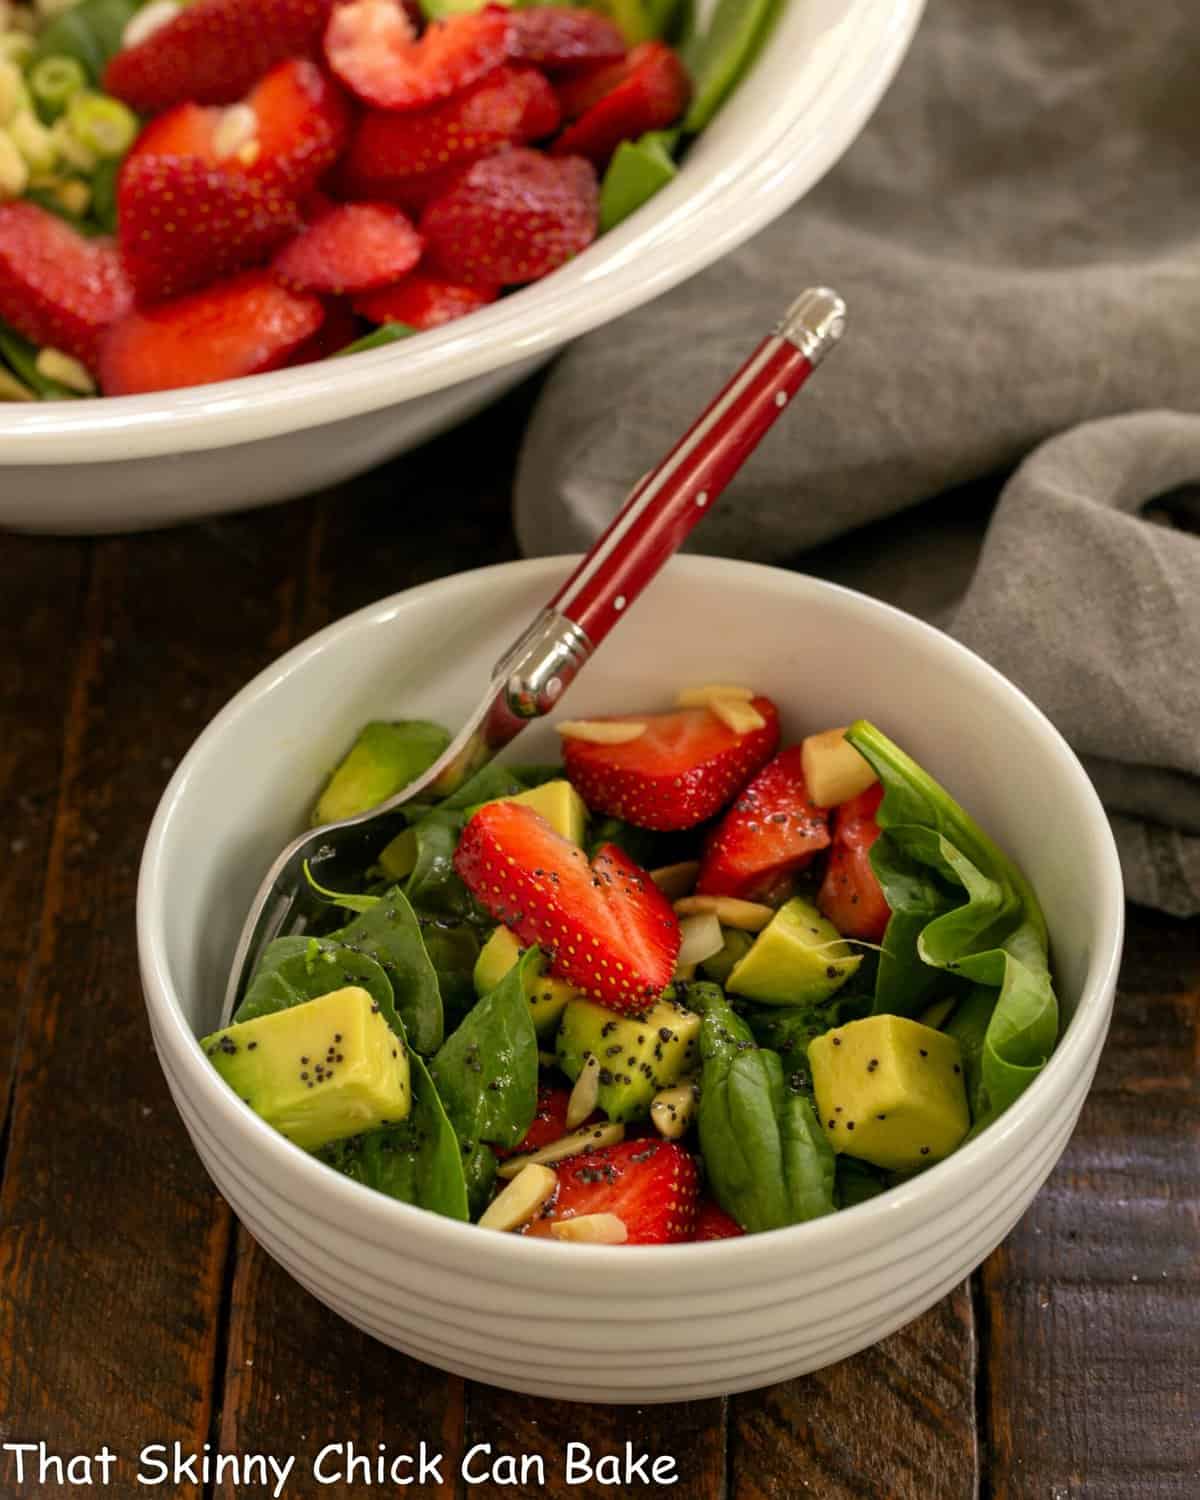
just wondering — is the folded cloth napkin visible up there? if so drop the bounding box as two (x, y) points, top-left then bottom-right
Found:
(514, 0), (1200, 917)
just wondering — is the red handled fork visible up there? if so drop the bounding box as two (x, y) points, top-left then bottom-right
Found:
(221, 287), (847, 1024)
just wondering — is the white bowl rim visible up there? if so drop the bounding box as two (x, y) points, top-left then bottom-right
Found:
(138, 554), (1124, 1274)
(2, 0), (924, 466)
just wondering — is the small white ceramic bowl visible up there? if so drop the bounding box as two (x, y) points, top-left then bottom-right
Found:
(2, 0), (922, 535)
(138, 556), (1123, 1403)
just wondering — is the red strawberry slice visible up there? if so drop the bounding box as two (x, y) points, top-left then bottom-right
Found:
(494, 1083), (588, 1160)
(119, 156), (302, 303)
(119, 61), (349, 302)
(99, 271), (323, 395)
(508, 8), (626, 71)
(453, 801), (680, 1016)
(554, 53), (632, 121)
(697, 747), (831, 899)
(524, 1138), (698, 1244)
(562, 699), (781, 833)
(353, 272), (497, 329)
(0, 202), (132, 368)
(420, 148), (598, 286)
(551, 40), (690, 167)
(325, 0), (510, 111)
(693, 1199), (744, 1240)
(105, 0), (338, 114)
(817, 784), (891, 943)
(342, 67), (559, 192)
(272, 202), (422, 294)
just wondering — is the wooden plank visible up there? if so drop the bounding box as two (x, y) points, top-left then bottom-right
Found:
(0, 509), (308, 1482)
(729, 1285), (978, 1499)
(0, 537), (87, 1119)
(460, 1388), (726, 1500)
(216, 1227), (466, 1499)
(982, 906), (1200, 1499)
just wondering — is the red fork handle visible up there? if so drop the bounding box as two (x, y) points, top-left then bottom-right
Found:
(548, 287), (846, 647)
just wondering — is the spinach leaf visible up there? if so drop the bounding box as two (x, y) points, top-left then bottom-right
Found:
(436, 762), (529, 810)
(846, 721), (1059, 1130)
(866, 836), (959, 1018)
(586, 814), (701, 869)
(304, 863), (383, 915)
(236, 945), (398, 1032)
(942, 984), (994, 1122)
(696, 989), (835, 1232)
(32, 0), (140, 76)
(405, 810), (473, 916)
(836, 1156), (889, 1208)
(683, 0), (779, 132)
(461, 1138), (498, 1221)
(334, 886), (444, 1055)
(316, 1050), (469, 1221)
(419, 920), (481, 1034)
(431, 949), (539, 1152)
(745, 1000), (847, 1080)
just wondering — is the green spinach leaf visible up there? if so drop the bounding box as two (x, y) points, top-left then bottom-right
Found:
(696, 989), (835, 1232)
(431, 949), (539, 1152)
(33, 0), (140, 76)
(845, 721), (1059, 1130)
(334, 886), (444, 1055)
(836, 1156), (889, 1208)
(316, 1050), (469, 1221)
(419, 920), (481, 1034)
(235, 944), (398, 1032)
(405, 810), (473, 916)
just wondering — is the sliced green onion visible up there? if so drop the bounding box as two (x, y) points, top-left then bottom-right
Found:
(29, 53), (87, 113)
(65, 88), (137, 157)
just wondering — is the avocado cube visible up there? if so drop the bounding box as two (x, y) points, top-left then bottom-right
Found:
(312, 720), (450, 826)
(556, 994), (701, 1122)
(726, 896), (860, 1005)
(808, 1015), (969, 1172)
(377, 826), (418, 880)
(200, 986), (410, 1152)
(490, 779), (588, 845)
(473, 926), (579, 1039)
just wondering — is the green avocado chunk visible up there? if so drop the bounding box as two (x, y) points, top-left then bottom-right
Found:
(808, 1014), (970, 1172)
(600, 130), (679, 232)
(556, 993), (700, 1121)
(726, 896), (860, 1006)
(201, 986), (412, 1152)
(312, 720), (450, 826)
(490, 778), (588, 845)
(473, 927), (579, 1039)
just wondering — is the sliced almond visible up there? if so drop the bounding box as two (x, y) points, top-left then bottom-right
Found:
(676, 911), (724, 967)
(213, 102), (258, 161)
(35, 347), (95, 395)
(496, 1121), (625, 1180)
(676, 683), (756, 708)
(673, 895), (775, 932)
(550, 1213), (628, 1244)
(708, 697), (767, 735)
(651, 1082), (698, 1140)
(478, 1164), (558, 1232)
(556, 719), (646, 745)
(565, 1052), (601, 1129)
(650, 860), (700, 899)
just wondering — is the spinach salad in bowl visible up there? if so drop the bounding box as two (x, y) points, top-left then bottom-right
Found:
(203, 686), (1060, 1245)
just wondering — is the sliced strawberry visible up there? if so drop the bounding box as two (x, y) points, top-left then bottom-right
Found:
(272, 202), (422, 294)
(105, 0), (338, 114)
(562, 699), (781, 833)
(0, 202), (132, 369)
(697, 747), (831, 899)
(288, 297), (362, 363)
(551, 40), (690, 167)
(353, 272), (497, 329)
(99, 271), (323, 395)
(119, 157), (302, 304)
(494, 1083), (579, 1160)
(817, 785), (890, 943)
(119, 61), (348, 302)
(343, 67), (559, 195)
(453, 801), (680, 1016)
(524, 1138), (698, 1244)
(420, 148), (597, 286)
(508, 8), (625, 71)
(693, 1199), (744, 1240)
(555, 53), (632, 121)
(325, 0), (510, 111)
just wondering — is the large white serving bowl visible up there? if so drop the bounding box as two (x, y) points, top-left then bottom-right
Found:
(138, 556), (1123, 1404)
(2, 0), (922, 535)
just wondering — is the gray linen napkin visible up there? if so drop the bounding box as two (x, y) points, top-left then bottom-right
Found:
(514, 0), (1200, 917)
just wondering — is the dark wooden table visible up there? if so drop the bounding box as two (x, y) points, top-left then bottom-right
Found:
(2, 380), (1196, 1500)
